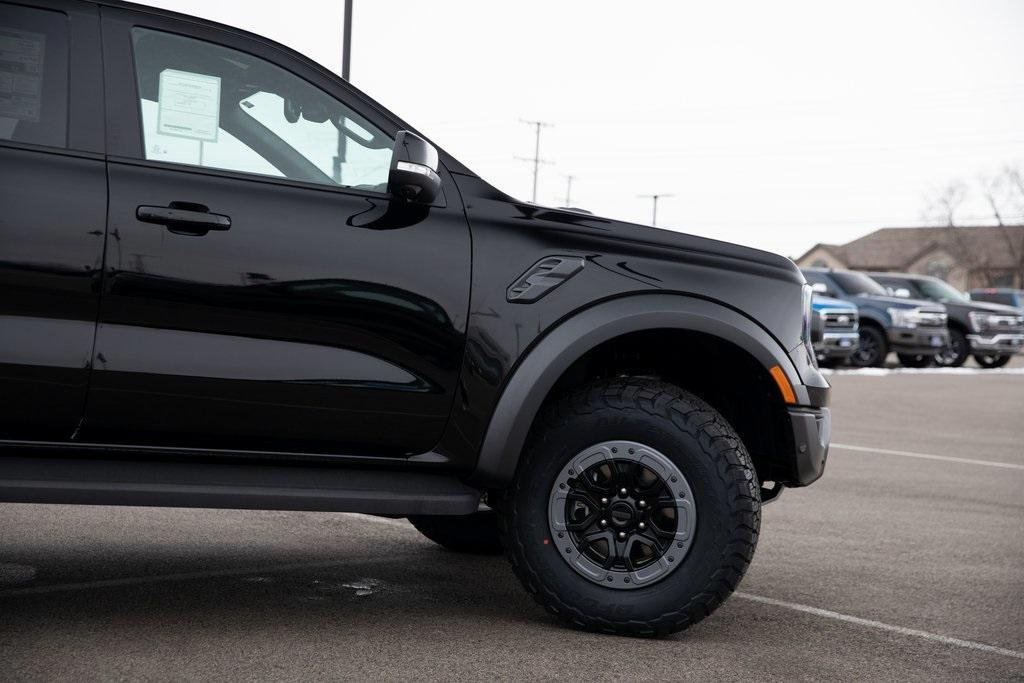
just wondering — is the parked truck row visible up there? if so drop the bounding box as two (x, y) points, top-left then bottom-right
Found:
(802, 268), (1024, 369)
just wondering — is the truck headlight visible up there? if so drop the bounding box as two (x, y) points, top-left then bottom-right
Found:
(888, 307), (946, 329)
(801, 284), (813, 353)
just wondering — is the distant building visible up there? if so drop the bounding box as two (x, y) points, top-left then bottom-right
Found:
(796, 225), (1024, 291)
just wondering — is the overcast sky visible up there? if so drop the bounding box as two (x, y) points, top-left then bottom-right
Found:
(144, 0), (1024, 258)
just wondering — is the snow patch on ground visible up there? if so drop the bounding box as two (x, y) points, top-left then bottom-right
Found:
(820, 367), (1024, 376)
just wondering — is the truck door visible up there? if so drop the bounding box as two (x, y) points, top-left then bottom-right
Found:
(0, 0), (104, 441)
(84, 7), (471, 457)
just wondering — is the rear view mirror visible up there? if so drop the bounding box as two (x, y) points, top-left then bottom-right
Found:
(387, 131), (441, 204)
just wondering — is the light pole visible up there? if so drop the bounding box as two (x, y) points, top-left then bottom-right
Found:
(334, 0), (353, 183)
(342, 0), (352, 81)
(638, 193), (674, 227)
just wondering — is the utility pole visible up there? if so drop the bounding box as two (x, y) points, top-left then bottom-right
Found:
(638, 193), (674, 227)
(515, 119), (553, 203)
(562, 174), (575, 207)
(334, 0), (353, 183)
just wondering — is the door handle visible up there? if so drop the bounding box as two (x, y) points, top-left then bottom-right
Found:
(137, 203), (231, 235)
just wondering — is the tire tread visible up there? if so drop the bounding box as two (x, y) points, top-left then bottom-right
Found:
(494, 377), (761, 637)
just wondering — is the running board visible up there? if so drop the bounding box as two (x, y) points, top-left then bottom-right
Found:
(0, 457), (481, 516)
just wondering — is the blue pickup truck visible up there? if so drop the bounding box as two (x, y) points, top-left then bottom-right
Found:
(810, 295), (859, 366)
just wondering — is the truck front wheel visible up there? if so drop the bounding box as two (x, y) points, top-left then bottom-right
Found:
(852, 326), (887, 367)
(496, 377), (760, 636)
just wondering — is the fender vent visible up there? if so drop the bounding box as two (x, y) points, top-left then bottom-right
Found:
(507, 256), (585, 304)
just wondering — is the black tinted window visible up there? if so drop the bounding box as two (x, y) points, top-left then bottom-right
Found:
(0, 4), (69, 148)
(831, 271), (888, 296)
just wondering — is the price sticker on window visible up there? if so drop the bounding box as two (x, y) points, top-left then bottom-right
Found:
(157, 69), (221, 142)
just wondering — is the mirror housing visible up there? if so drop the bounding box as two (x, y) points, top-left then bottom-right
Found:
(388, 131), (441, 204)
(810, 282), (829, 295)
(893, 287), (912, 298)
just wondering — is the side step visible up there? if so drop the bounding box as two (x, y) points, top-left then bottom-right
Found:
(0, 457), (481, 516)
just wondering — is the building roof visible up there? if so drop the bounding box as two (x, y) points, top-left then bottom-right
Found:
(796, 225), (1024, 270)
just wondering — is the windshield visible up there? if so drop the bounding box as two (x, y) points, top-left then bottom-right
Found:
(831, 271), (888, 296)
(916, 278), (968, 302)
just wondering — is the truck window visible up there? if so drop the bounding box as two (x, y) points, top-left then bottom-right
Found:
(129, 27), (393, 191)
(830, 271), (888, 296)
(802, 271), (837, 296)
(0, 4), (69, 148)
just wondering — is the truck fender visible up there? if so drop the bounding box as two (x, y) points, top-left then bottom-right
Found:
(469, 293), (803, 487)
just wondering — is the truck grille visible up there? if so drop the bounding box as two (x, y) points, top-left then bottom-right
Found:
(821, 309), (858, 331)
(983, 315), (1024, 333)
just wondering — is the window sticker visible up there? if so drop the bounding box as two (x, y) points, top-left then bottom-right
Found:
(0, 27), (46, 122)
(157, 69), (221, 142)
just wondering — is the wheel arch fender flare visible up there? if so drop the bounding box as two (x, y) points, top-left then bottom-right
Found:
(857, 310), (888, 330)
(469, 293), (802, 488)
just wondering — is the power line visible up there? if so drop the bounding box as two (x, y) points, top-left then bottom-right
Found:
(515, 119), (553, 203)
(638, 193), (674, 227)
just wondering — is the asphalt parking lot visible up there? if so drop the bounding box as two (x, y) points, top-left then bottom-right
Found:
(1, 361), (1022, 681)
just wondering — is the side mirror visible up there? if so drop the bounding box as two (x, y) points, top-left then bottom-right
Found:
(810, 282), (829, 294)
(388, 131), (441, 204)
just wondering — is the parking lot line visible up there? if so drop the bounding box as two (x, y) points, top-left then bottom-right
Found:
(831, 443), (1024, 470)
(735, 592), (1024, 661)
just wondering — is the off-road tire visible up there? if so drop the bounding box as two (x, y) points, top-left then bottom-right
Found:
(408, 510), (504, 555)
(495, 377), (761, 637)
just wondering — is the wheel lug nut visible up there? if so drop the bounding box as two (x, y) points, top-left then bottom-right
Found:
(600, 497), (608, 505)
(638, 522), (645, 530)
(600, 519), (607, 527)
(618, 532), (627, 540)
(620, 488), (628, 496)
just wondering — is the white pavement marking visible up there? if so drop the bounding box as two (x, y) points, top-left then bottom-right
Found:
(832, 443), (1024, 471)
(736, 592), (1024, 661)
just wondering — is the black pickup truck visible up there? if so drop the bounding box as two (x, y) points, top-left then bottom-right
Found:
(870, 273), (1024, 368)
(0, 0), (831, 636)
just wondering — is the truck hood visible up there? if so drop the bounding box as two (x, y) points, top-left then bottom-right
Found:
(812, 295), (856, 311)
(943, 299), (1024, 316)
(851, 293), (944, 310)
(534, 205), (804, 283)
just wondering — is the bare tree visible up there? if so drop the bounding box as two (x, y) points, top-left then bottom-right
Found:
(982, 165), (1024, 286)
(922, 180), (968, 227)
(921, 169), (1024, 287)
